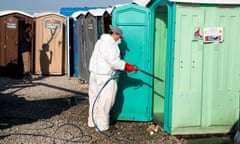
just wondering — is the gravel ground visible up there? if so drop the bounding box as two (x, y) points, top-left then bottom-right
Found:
(0, 75), (188, 144)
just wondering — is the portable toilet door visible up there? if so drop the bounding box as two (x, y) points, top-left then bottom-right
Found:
(149, 0), (176, 134)
(0, 11), (33, 78)
(76, 14), (86, 80)
(151, 4), (168, 125)
(82, 12), (97, 81)
(73, 12), (87, 80)
(34, 12), (66, 75)
(70, 11), (87, 78)
(111, 4), (152, 121)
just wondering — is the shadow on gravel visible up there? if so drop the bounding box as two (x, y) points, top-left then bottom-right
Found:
(0, 76), (87, 131)
(0, 96), (92, 143)
(0, 95), (73, 130)
(35, 82), (88, 97)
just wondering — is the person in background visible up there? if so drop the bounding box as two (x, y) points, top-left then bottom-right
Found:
(21, 23), (32, 83)
(88, 27), (138, 131)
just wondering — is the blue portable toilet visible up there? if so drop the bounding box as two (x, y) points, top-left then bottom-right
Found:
(71, 11), (87, 77)
(111, 3), (153, 121)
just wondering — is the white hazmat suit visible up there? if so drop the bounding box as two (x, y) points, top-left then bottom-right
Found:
(88, 34), (126, 131)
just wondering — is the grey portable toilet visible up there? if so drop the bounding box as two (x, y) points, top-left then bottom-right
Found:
(81, 8), (112, 82)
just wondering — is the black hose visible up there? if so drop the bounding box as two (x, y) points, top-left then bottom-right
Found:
(91, 71), (133, 144)
(0, 117), (92, 143)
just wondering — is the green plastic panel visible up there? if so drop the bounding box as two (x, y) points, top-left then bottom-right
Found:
(111, 4), (152, 121)
(171, 4), (240, 134)
(172, 4), (205, 130)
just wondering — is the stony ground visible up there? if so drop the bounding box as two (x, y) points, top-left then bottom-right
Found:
(0, 75), (231, 144)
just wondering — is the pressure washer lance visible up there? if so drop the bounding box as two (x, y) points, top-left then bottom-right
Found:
(137, 68), (164, 82)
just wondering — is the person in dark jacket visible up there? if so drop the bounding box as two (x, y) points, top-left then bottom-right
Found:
(21, 23), (32, 83)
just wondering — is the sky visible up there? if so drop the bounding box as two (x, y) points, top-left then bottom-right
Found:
(0, 0), (133, 14)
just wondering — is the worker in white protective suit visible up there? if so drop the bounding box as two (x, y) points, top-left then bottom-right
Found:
(88, 27), (138, 131)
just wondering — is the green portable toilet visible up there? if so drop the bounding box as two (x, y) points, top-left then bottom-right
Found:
(111, 4), (153, 121)
(149, 0), (240, 135)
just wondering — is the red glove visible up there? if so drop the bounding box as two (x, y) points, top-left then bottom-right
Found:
(125, 63), (138, 72)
